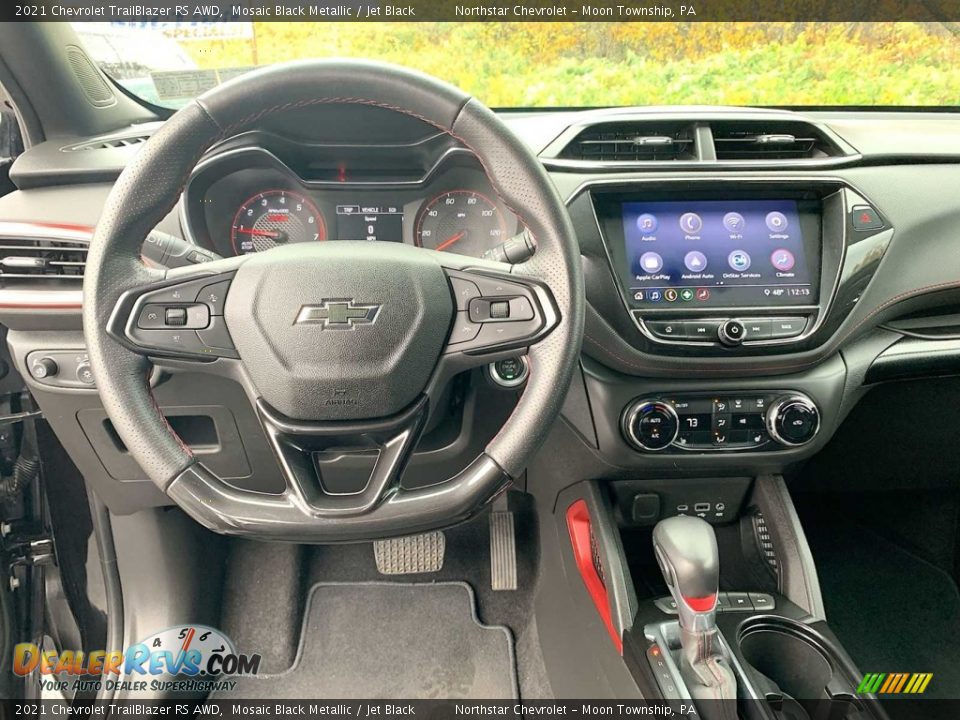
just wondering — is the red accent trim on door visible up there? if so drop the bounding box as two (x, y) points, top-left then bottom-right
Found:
(565, 499), (622, 654)
(683, 593), (717, 612)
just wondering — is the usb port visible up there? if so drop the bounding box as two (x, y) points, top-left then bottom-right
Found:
(694, 502), (711, 513)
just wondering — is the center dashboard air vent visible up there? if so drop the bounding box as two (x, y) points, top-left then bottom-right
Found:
(541, 111), (858, 169)
(711, 120), (845, 160)
(560, 121), (698, 163)
(0, 236), (87, 285)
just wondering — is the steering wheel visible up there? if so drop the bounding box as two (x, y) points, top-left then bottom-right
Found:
(83, 60), (583, 542)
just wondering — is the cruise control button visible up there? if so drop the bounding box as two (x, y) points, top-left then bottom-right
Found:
(164, 307), (188, 327)
(448, 312), (481, 345)
(136, 329), (207, 354)
(196, 279), (232, 315)
(770, 317), (806, 338)
(646, 320), (685, 339)
(137, 305), (168, 329)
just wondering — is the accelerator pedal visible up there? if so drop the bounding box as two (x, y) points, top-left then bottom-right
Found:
(374, 531), (445, 575)
(490, 511), (518, 591)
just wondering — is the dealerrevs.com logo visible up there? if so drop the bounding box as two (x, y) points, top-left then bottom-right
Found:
(13, 625), (261, 694)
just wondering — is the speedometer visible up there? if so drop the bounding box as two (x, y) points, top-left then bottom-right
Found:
(230, 190), (326, 255)
(415, 190), (506, 257)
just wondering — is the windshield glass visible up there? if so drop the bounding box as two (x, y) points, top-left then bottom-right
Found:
(74, 22), (960, 109)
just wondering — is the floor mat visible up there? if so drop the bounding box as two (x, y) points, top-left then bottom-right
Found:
(219, 581), (518, 699)
(803, 518), (960, 700)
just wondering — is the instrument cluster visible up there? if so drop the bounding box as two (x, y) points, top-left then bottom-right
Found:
(181, 144), (521, 260)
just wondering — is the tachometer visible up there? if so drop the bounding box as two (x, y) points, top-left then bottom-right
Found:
(230, 190), (326, 255)
(415, 190), (506, 257)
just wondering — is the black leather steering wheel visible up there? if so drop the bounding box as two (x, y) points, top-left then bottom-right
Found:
(83, 60), (583, 542)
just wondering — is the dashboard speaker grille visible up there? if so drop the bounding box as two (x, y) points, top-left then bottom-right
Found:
(66, 46), (116, 108)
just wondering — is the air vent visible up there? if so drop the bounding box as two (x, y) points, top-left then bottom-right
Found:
(561, 121), (697, 162)
(62, 134), (150, 152)
(711, 120), (844, 161)
(0, 237), (87, 284)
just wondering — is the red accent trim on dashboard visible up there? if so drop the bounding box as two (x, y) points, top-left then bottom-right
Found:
(565, 499), (622, 654)
(683, 593), (717, 612)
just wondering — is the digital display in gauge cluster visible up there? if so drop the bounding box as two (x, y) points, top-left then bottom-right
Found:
(190, 149), (519, 259)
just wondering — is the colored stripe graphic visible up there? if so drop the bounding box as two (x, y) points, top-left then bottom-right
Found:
(858, 672), (933, 694)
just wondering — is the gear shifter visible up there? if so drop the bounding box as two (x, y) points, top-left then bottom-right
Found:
(653, 516), (737, 720)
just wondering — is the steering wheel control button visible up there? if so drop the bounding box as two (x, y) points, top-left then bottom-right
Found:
(30, 357), (58, 380)
(449, 312), (481, 345)
(851, 205), (884, 231)
(164, 307), (188, 327)
(489, 356), (529, 388)
(769, 317), (806, 339)
(196, 279), (232, 315)
(622, 400), (679, 452)
(197, 317), (236, 351)
(718, 319), (746, 346)
(767, 394), (820, 446)
(449, 277), (481, 310)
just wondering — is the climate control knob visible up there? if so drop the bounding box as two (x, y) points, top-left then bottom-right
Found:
(622, 399), (679, 452)
(766, 394), (820, 446)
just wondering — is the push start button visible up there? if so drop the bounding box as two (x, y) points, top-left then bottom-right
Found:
(489, 356), (529, 388)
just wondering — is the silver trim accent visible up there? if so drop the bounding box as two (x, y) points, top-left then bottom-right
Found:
(487, 355), (529, 388)
(765, 393), (820, 447)
(621, 399), (679, 452)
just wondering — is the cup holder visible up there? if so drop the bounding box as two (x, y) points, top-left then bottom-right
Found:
(737, 617), (868, 719)
(739, 619), (834, 699)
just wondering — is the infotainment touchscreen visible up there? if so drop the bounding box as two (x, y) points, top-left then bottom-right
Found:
(621, 199), (819, 308)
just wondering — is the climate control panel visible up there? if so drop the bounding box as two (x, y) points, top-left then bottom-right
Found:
(621, 392), (820, 452)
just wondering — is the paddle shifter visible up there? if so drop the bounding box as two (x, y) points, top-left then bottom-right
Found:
(653, 516), (737, 720)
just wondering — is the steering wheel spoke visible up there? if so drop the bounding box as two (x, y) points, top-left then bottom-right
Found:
(107, 262), (244, 361)
(437, 267), (559, 369)
(256, 396), (429, 517)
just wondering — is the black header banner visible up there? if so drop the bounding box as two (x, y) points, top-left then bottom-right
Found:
(6, 0), (960, 22)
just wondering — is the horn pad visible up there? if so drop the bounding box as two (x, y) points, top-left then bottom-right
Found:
(224, 242), (454, 420)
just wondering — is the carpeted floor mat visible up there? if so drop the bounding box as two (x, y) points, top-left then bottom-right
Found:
(803, 518), (960, 701)
(218, 581), (518, 699)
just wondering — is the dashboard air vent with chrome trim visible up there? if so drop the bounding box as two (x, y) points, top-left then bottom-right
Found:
(711, 120), (845, 160)
(560, 121), (698, 162)
(0, 237), (87, 284)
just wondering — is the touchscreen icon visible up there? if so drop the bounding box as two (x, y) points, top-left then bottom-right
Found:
(679, 212), (703, 234)
(680, 288), (695, 302)
(766, 211), (789, 232)
(696, 288), (711, 301)
(664, 289), (678, 302)
(723, 212), (745, 233)
(728, 250), (752, 271)
(684, 251), (708, 272)
(639, 252), (664, 274)
(771, 249), (795, 271)
(636, 213), (658, 233)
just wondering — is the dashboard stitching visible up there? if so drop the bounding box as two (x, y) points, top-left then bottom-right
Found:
(584, 278), (960, 374)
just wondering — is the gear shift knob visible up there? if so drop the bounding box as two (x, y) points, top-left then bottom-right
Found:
(652, 515), (720, 631)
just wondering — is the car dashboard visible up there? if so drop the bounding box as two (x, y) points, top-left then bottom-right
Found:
(1, 102), (960, 516)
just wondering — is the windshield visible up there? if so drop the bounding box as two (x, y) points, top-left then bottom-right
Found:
(74, 22), (960, 109)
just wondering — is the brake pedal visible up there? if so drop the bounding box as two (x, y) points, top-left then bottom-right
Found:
(373, 531), (445, 575)
(490, 511), (518, 591)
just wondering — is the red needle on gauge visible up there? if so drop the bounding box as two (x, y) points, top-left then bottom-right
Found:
(235, 228), (281, 239)
(435, 230), (466, 252)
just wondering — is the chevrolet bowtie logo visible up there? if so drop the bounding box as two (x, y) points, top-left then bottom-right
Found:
(295, 300), (381, 329)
